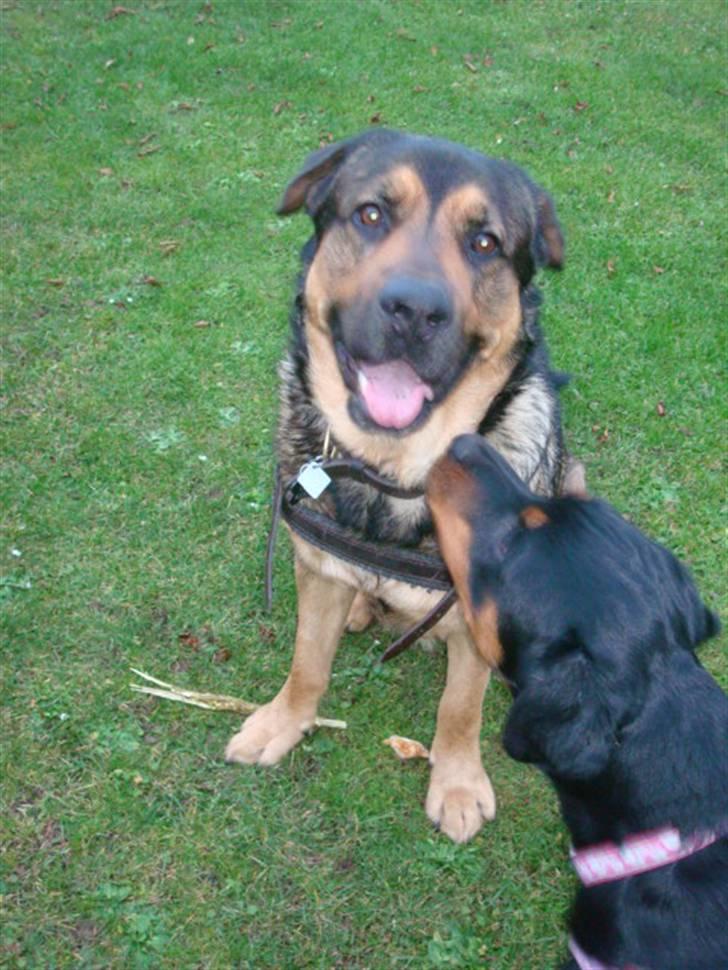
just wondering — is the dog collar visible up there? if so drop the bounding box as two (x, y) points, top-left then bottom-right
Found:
(570, 825), (723, 887)
(265, 457), (456, 662)
(568, 936), (643, 970)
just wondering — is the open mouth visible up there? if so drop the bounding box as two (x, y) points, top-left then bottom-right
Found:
(336, 343), (434, 431)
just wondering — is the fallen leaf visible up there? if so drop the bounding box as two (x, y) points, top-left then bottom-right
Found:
(369, 112), (382, 124)
(574, 100), (589, 112)
(98, 167), (114, 177)
(104, 58), (117, 70)
(384, 735), (430, 761)
(212, 647), (232, 664)
(413, 84), (427, 94)
(106, 5), (135, 18)
(656, 401), (667, 417)
(142, 275), (161, 286)
(159, 239), (180, 256)
(46, 278), (65, 287)
(194, 320), (211, 328)
(606, 259), (617, 277)
(137, 145), (160, 157)
(395, 27), (416, 42)
(607, 190), (616, 203)
(653, 265), (665, 275)
(178, 631), (200, 650)
(463, 53), (478, 73)
(273, 100), (292, 116)
(138, 131), (157, 146)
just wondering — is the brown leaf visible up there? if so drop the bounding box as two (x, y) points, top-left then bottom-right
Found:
(138, 132), (157, 146)
(383, 735), (430, 761)
(137, 145), (160, 157)
(656, 401), (667, 417)
(413, 84), (427, 94)
(212, 647), (232, 664)
(258, 623), (276, 644)
(395, 27), (416, 42)
(369, 112), (382, 124)
(98, 167), (114, 177)
(463, 53), (478, 73)
(653, 265), (665, 275)
(142, 275), (161, 286)
(106, 5), (135, 18)
(159, 239), (180, 256)
(606, 259), (617, 277)
(46, 278), (65, 287)
(193, 319), (211, 328)
(178, 630), (200, 650)
(574, 100), (589, 112)
(607, 190), (616, 203)
(273, 99), (292, 115)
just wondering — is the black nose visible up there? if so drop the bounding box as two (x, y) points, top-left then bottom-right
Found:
(379, 276), (452, 336)
(450, 434), (484, 465)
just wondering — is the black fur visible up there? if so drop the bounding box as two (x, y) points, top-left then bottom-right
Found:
(435, 435), (727, 970)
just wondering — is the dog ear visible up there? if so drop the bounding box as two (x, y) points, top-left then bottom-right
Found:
(532, 191), (565, 270)
(503, 638), (615, 780)
(277, 140), (350, 217)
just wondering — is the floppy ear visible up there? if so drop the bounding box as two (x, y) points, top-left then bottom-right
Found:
(532, 191), (565, 270)
(503, 640), (615, 781)
(277, 140), (350, 217)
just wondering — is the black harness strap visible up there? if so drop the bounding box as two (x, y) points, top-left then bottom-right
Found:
(265, 459), (456, 660)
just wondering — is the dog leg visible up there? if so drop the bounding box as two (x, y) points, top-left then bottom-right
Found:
(425, 633), (495, 842)
(346, 591), (375, 632)
(225, 557), (355, 766)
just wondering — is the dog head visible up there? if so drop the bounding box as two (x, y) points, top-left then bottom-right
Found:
(427, 434), (721, 781)
(279, 130), (564, 434)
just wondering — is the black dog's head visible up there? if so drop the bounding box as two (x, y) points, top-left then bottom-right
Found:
(427, 434), (720, 782)
(278, 130), (564, 434)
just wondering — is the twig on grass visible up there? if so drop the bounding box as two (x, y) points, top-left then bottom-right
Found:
(129, 668), (347, 730)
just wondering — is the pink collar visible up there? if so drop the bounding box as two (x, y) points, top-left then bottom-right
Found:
(568, 825), (723, 970)
(568, 936), (643, 970)
(570, 825), (721, 887)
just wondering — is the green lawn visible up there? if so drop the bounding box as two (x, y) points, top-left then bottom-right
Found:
(1, 1), (725, 967)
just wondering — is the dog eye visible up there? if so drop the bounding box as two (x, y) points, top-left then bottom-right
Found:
(355, 203), (384, 228)
(470, 231), (499, 257)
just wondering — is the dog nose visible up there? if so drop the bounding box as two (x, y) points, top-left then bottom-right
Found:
(379, 276), (452, 335)
(450, 434), (483, 465)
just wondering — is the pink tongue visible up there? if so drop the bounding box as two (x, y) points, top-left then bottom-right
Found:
(358, 360), (432, 430)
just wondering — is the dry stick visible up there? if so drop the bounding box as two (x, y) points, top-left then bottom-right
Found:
(129, 669), (347, 730)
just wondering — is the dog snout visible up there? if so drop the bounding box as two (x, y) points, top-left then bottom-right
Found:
(379, 276), (452, 338)
(450, 433), (483, 466)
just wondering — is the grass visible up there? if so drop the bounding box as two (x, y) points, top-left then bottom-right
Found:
(1, 0), (725, 967)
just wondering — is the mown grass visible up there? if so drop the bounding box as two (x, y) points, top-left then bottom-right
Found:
(1, 1), (725, 967)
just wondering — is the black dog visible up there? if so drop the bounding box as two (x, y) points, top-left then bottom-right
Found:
(428, 435), (727, 969)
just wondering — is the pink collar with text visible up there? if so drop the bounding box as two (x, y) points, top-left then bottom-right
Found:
(570, 825), (721, 887)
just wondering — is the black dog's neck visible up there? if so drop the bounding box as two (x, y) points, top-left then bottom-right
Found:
(554, 650), (728, 850)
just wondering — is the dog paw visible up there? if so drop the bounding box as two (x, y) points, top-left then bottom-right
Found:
(224, 699), (314, 767)
(425, 766), (496, 843)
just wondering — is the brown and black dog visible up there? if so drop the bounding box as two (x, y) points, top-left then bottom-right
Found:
(226, 130), (570, 842)
(427, 435), (725, 967)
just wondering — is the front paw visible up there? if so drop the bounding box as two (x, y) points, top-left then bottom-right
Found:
(425, 761), (496, 843)
(224, 697), (314, 767)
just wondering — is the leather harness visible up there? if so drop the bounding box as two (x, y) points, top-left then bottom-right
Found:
(265, 455), (457, 663)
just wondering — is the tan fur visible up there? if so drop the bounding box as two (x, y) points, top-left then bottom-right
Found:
(227, 157), (552, 843)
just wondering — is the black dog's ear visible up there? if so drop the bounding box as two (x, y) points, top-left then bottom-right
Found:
(503, 639), (615, 781)
(533, 191), (565, 270)
(277, 140), (350, 217)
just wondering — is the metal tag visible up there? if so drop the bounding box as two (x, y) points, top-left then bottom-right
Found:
(297, 461), (331, 499)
